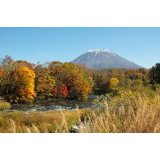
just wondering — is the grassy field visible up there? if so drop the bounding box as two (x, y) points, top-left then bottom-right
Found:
(0, 109), (91, 133)
(1, 90), (160, 133)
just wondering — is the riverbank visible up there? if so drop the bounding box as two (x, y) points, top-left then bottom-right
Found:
(0, 109), (90, 133)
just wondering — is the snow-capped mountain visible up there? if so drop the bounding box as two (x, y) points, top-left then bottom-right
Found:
(72, 49), (141, 69)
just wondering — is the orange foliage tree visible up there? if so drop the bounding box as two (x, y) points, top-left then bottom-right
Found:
(56, 84), (68, 98)
(13, 66), (36, 102)
(34, 65), (56, 100)
(57, 63), (94, 99)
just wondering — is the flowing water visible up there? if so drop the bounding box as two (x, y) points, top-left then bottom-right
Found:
(9, 94), (100, 113)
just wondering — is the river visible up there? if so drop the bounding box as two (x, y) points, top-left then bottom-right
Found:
(9, 94), (100, 113)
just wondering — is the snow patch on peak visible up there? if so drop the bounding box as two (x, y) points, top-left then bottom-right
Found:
(86, 49), (113, 54)
(87, 49), (102, 54)
(85, 49), (119, 57)
(104, 49), (112, 53)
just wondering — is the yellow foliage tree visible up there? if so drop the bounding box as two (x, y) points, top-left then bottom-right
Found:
(35, 71), (56, 99)
(13, 66), (36, 102)
(109, 78), (119, 92)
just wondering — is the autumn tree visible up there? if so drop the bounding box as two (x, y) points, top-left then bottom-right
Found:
(34, 65), (56, 100)
(0, 57), (36, 103)
(0, 56), (15, 98)
(56, 84), (68, 98)
(0, 66), (3, 77)
(12, 66), (36, 102)
(92, 74), (108, 94)
(108, 77), (119, 93)
(57, 63), (94, 99)
(48, 61), (63, 79)
(16, 60), (35, 69)
(34, 62), (68, 100)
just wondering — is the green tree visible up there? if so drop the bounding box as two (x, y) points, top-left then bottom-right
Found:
(0, 56), (15, 98)
(149, 63), (160, 84)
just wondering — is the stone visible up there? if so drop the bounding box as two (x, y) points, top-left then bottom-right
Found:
(70, 125), (80, 133)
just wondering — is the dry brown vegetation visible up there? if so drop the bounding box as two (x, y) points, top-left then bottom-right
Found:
(85, 93), (160, 133)
(1, 90), (160, 133)
(0, 109), (89, 133)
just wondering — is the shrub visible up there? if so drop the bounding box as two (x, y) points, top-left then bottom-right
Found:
(0, 102), (11, 110)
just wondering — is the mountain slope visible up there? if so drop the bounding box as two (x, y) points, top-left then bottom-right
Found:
(72, 49), (141, 69)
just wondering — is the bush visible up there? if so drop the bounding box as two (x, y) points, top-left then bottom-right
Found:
(0, 102), (11, 110)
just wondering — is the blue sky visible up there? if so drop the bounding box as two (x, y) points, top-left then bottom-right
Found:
(0, 27), (160, 68)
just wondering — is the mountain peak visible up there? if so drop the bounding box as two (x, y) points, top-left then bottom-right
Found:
(86, 49), (113, 54)
(72, 49), (142, 70)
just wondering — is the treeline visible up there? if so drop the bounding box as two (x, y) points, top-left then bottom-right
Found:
(0, 56), (93, 103)
(89, 63), (160, 95)
(0, 55), (160, 103)
(90, 68), (149, 94)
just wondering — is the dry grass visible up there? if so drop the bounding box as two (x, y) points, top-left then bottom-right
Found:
(83, 92), (160, 133)
(1, 91), (160, 133)
(0, 109), (89, 133)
